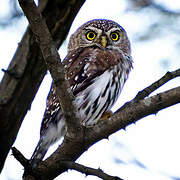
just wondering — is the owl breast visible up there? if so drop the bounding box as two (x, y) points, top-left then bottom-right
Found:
(76, 64), (123, 126)
(63, 47), (132, 126)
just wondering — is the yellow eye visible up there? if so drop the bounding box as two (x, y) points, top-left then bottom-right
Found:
(110, 32), (119, 41)
(86, 31), (96, 41)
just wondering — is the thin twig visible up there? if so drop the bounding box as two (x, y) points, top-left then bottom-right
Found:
(61, 161), (123, 180)
(134, 68), (180, 101)
(11, 147), (30, 168)
(12, 147), (41, 179)
(18, 0), (82, 136)
(1, 68), (21, 79)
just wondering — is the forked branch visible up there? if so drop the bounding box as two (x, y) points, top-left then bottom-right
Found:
(12, 147), (122, 180)
(12, 84), (180, 179)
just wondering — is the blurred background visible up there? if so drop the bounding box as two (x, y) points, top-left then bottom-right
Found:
(0, 0), (180, 179)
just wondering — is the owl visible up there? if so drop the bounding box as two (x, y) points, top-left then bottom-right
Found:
(30, 19), (133, 167)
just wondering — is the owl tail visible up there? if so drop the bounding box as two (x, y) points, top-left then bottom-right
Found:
(30, 138), (48, 168)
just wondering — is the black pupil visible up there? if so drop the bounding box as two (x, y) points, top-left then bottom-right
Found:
(89, 32), (94, 38)
(112, 33), (117, 39)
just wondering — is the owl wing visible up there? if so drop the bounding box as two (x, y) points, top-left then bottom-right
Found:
(39, 48), (87, 136)
(40, 47), (123, 136)
(40, 84), (62, 136)
(63, 47), (121, 95)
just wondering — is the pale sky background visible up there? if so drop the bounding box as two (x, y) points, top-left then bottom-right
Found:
(1, 0), (180, 180)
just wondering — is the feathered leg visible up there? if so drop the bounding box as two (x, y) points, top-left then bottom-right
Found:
(30, 116), (66, 168)
(30, 137), (49, 168)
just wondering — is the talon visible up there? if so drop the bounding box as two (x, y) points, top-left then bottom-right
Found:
(100, 110), (113, 121)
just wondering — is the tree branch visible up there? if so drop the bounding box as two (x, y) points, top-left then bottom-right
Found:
(60, 161), (123, 180)
(91, 86), (180, 139)
(134, 68), (180, 100)
(13, 82), (180, 179)
(12, 147), (122, 180)
(12, 147), (30, 169)
(39, 86), (180, 180)
(12, 147), (43, 179)
(18, 0), (82, 136)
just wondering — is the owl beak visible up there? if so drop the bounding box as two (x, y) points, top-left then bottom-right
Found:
(101, 35), (107, 48)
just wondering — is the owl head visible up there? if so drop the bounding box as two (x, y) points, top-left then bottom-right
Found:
(68, 19), (131, 55)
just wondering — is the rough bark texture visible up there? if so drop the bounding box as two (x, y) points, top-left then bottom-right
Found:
(0, 0), (85, 172)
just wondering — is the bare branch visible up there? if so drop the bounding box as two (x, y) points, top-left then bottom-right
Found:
(12, 146), (122, 180)
(61, 161), (123, 180)
(18, 0), (82, 136)
(12, 147), (30, 169)
(11, 147), (41, 180)
(14, 82), (179, 179)
(134, 68), (180, 100)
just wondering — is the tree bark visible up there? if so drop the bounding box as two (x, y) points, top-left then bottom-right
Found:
(0, 0), (85, 172)
(12, 85), (180, 179)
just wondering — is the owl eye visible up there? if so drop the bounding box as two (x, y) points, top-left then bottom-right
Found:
(110, 32), (120, 42)
(86, 31), (96, 41)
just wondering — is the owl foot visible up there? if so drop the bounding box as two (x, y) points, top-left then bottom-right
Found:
(100, 110), (113, 121)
